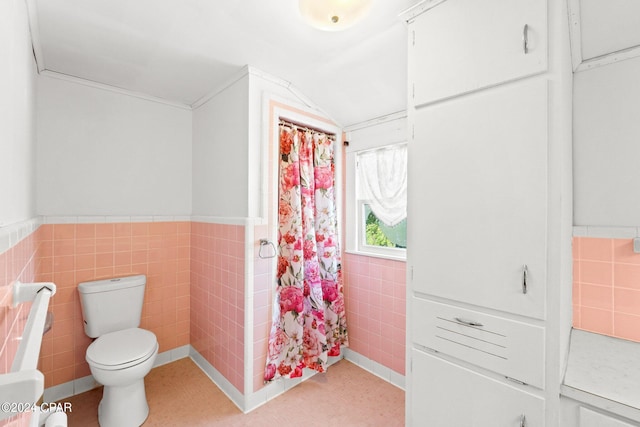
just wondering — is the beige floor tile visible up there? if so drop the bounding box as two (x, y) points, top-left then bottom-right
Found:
(63, 358), (404, 426)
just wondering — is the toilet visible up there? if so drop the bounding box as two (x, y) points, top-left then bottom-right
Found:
(78, 275), (158, 427)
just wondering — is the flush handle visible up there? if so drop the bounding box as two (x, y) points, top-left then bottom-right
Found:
(520, 414), (527, 427)
(523, 24), (529, 54)
(522, 264), (528, 294)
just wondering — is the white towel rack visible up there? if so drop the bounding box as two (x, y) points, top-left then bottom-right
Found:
(0, 281), (56, 422)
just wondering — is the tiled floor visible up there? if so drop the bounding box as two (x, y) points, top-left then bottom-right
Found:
(63, 358), (405, 426)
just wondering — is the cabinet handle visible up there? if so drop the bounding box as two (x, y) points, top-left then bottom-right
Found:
(520, 414), (527, 427)
(522, 264), (528, 294)
(454, 317), (483, 327)
(523, 24), (529, 54)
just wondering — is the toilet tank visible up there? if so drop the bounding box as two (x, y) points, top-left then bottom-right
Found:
(78, 275), (146, 338)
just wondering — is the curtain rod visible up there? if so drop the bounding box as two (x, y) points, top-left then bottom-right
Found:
(279, 119), (336, 139)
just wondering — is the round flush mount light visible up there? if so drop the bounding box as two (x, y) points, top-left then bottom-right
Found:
(299, 0), (373, 31)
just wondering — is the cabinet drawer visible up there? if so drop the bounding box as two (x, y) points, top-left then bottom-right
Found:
(412, 298), (545, 388)
(411, 348), (544, 426)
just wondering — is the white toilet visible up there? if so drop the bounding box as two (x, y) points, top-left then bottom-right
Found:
(78, 275), (158, 427)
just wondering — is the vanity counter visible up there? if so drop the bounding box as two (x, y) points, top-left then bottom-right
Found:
(562, 329), (640, 422)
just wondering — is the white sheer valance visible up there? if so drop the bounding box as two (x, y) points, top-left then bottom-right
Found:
(356, 143), (407, 226)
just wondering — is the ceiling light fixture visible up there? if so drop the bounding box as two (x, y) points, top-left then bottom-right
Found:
(299, 0), (373, 31)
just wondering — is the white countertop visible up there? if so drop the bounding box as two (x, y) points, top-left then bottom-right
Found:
(562, 329), (640, 421)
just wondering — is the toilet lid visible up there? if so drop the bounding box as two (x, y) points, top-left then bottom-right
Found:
(87, 328), (157, 369)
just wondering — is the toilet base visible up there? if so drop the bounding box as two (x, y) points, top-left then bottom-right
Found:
(98, 379), (149, 427)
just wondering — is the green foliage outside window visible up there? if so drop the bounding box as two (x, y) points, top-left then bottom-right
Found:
(364, 204), (407, 249)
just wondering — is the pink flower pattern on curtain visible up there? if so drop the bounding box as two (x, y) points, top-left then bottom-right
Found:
(264, 123), (348, 382)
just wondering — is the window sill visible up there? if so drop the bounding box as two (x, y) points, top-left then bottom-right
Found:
(344, 249), (406, 262)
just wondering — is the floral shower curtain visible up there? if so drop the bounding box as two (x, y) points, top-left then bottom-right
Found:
(264, 122), (348, 382)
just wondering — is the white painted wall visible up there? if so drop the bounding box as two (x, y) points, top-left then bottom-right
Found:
(36, 75), (192, 217)
(192, 74), (249, 218)
(573, 56), (640, 227)
(191, 67), (340, 221)
(247, 68), (332, 220)
(0, 0), (37, 227)
(579, 0), (640, 61)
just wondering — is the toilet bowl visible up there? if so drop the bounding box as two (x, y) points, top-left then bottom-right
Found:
(78, 275), (157, 427)
(86, 328), (158, 427)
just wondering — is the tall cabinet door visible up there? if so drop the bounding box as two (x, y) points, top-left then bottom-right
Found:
(412, 0), (547, 106)
(410, 79), (548, 320)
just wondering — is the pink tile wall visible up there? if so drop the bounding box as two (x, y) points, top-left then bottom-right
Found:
(36, 222), (190, 388)
(573, 237), (640, 342)
(190, 222), (245, 393)
(0, 232), (37, 373)
(252, 224), (274, 393)
(0, 228), (39, 427)
(343, 253), (406, 375)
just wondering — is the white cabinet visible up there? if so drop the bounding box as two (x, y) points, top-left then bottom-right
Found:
(411, 349), (544, 426)
(404, 0), (572, 425)
(410, 79), (548, 320)
(411, 0), (547, 107)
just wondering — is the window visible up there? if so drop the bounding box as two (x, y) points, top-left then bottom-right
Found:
(347, 137), (407, 258)
(354, 143), (407, 258)
(344, 115), (407, 260)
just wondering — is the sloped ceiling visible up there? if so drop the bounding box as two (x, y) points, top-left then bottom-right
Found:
(33, 0), (421, 127)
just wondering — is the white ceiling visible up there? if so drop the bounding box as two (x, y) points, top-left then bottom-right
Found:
(33, 0), (420, 127)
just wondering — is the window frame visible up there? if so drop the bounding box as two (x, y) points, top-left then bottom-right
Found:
(344, 114), (407, 261)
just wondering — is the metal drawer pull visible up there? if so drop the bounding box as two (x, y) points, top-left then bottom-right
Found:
(520, 414), (526, 427)
(454, 317), (483, 327)
(523, 24), (529, 54)
(522, 264), (528, 294)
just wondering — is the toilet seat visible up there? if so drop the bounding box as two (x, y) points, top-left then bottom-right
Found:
(86, 328), (157, 371)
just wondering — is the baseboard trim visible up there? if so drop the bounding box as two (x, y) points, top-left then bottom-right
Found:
(189, 347), (344, 413)
(342, 348), (406, 390)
